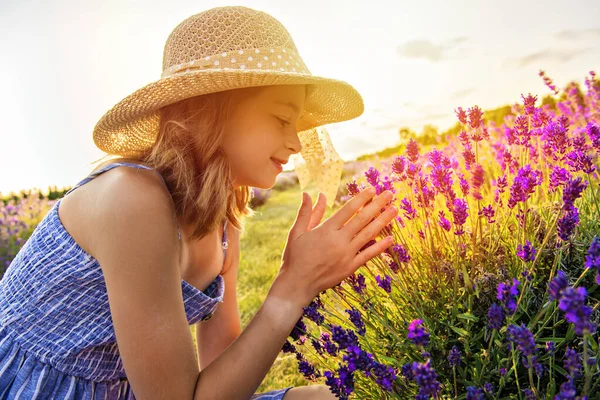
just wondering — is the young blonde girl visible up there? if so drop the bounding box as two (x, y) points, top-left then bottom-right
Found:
(0, 6), (398, 399)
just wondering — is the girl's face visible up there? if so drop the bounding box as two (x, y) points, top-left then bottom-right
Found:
(221, 84), (306, 189)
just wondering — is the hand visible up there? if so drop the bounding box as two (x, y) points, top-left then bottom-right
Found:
(273, 188), (398, 307)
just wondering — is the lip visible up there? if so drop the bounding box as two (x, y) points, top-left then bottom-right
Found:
(271, 158), (283, 172)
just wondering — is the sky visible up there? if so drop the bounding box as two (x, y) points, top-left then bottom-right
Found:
(0, 0), (599, 195)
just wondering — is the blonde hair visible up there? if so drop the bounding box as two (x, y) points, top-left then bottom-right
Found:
(92, 88), (259, 241)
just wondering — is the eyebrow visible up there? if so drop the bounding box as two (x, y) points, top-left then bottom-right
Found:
(273, 100), (301, 114)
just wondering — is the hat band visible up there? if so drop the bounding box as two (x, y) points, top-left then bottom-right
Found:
(161, 46), (311, 78)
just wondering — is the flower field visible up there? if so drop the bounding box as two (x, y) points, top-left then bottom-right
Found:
(282, 70), (600, 399)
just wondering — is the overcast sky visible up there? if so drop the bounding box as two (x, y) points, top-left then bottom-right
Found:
(1, 0), (598, 194)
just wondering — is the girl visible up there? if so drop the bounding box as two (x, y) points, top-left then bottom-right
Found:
(0, 6), (398, 399)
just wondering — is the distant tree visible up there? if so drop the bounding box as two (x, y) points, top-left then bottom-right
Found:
(398, 127), (416, 143)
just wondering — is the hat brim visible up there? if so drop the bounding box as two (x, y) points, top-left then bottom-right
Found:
(92, 69), (364, 156)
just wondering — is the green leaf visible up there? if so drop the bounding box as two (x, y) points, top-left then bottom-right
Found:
(457, 313), (479, 322)
(450, 325), (471, 337)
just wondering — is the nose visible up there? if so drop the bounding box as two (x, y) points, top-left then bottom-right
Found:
(285, 129), (303, 154)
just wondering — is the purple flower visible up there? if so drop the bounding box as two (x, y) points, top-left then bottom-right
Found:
(466, 386), (484, 400)
(404, 360), (441, 399)
(562, 177), (588, 210)
(546, 341), (556, 355)
(371, 362), (397, 392)
(447, 345), (462, 367)
(467, 106), (484, 129)
(478, 204), (495, 223)
(392, 243), (411, 263)
(471, 164), (485, 200)
(346, 181), (361, 197)
(376, 275), (392, 293)
(522, 93), (538, 115)
(584, 236), (600, 284)
(487, 303), (505, 330)
(563, 347), (582, 379)
(451, 198), (469, 235)
(400, 198), (417, 220)
(558, 286), (596, 336)
(541, 118), (571, 160)
(499, 367), (507, 376)
(347, 273), (366, 295)
(321, 332), (339, 356)
(331, 325), (359, 350)
(587, 123), (600, 150)
(484, 382), (494, 394)
(406, 139), (420, 163)
(522, 389), (536, 400)
(290, 318), (307, 341)
(557, 206), (580, 241)
(517, 241), (537, 262)
(392, 155), (407, 176)
(342, 345), (375, 374)
(298, 358), (316, 379)
(345, 308), (366, 336)
(303, 301), (325, 326)
(549, 166), (571, 192)
(455, 107), (468, 124)
(507, 323), (537, 357)
(548, 270), (569, 301)
(555, 379), (577, 400)
(365, 167), (381, 187)
(497, 278), (520, 315)
(282, 340), (297, 354)
(438, 211), (452, 231)
(565, 150), (596, 174)
(507, 165), (543, 208)
(407, 319), (430, 347)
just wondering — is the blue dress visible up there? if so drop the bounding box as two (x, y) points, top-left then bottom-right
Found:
(0, 162), (293, 399)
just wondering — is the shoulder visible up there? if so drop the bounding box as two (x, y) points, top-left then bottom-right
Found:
(84, 164), (178, 262)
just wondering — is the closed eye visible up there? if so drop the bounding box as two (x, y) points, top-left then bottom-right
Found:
(275, 116), (290, 127)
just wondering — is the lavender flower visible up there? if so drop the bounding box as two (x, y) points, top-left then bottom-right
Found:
(342, 345), (375, 373)
(376, 275), (392, 293)
(406, 139), (420, 163)
(562, 177), (588, 210)
(517, 241), (537, 262)
(331, 325), (359, 350)
(392, 155), (407, 176)
(392, 243), (411, 263)
(371, 362), (397, 392)
(365, 167), (381, 187)
(347, 273), (366, 295)
(546, 341), (556, 355)
(404, 360), (441, 399)
(466, 386), (484, 400)
(497, 278), (520, 315)
(407, 319), (430, 347)
(507, 165), (543, 209)
(548, 270), (569, 301)
(438, 211), (452, 231)
(584, 236), (600, 284)
(345, 308), (366, 336)
(507, 323), (537, 357)
(558, 286), (596, 335)
(549, 166), (571, 192)
(563, 347), (582, 379)
(484, 382), (494, 394)
(452, 198), (469, 235)
(448, 345), (462, 367)
(488, 303), (505, 330)
(522, 388), (536, 400)
(557, 206), (580, 241)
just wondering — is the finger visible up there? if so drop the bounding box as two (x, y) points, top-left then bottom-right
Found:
(350, 236), (394, 272)
(325, 187), (378, 230)
(350, 204), (397, 253)
(342, 190), (394, 238)
(307, 192), (327, 231)
(289, 192), (312, 240)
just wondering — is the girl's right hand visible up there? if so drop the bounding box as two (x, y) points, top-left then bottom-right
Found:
(273, 187), (398, 307)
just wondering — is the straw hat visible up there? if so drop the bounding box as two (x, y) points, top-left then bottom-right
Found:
(92, 5), (364, 207)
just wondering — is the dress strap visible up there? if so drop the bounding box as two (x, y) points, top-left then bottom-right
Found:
(64, 162), (181, 240)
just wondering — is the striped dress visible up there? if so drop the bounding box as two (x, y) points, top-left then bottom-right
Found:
(0, 162), (293, 399)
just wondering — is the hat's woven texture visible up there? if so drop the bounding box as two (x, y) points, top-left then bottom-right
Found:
(92, 6), (364, 206)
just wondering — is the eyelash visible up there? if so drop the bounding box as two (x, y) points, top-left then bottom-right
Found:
(276, 117), (290, 127)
